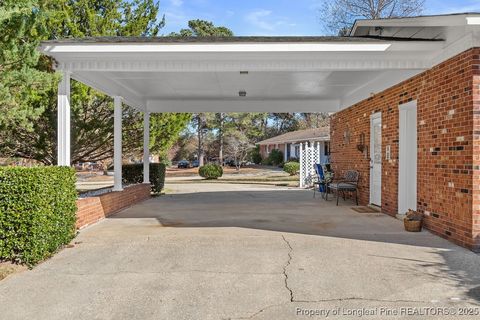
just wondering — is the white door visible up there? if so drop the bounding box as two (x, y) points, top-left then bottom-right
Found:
(398, 101), (417, 215)
(370, 113), (382, 206)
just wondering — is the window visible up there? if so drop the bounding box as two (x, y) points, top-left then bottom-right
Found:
(294, 145), (300, 158)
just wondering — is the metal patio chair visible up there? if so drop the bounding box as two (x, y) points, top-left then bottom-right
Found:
(328, 170), (359, 206)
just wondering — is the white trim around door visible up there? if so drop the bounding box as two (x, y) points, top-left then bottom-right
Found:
(398, 101), (418, 215)
(370, 112), (382, 206)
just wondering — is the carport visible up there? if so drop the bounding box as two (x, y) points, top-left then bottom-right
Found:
(40, 31), (447, 192)
(3, 16), (479, 318)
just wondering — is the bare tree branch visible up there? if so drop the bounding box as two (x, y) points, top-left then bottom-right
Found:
(320, 0), (425, 35)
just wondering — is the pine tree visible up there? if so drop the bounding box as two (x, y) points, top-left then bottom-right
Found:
(1, 0), (191, 165)
(169, 19), (234, 165)
(0, 0), (53, 131)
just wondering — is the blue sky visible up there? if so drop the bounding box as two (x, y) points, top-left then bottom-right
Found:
(160, 0), (480, 36)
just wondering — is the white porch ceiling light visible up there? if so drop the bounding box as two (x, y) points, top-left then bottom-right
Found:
(42, 43), (392, 53)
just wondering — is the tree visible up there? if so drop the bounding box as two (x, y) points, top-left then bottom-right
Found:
(1, 0), (191, 165)
(150, 113), (192, 160)
(298, 113), (330, 129)
(268, 113), (299, 136)
(0, 0), (53, 131)
(224, 131), (253, 171)
(172, 131), (197, 162)
(320, 0), (425, 35)
(169, 20), (234, 165)
(190, 113), (205, 166)
(216, 112), (226, 165)
(169, 19), (233, 37)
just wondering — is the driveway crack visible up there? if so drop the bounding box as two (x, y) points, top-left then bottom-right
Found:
(281, 234), (294, 302)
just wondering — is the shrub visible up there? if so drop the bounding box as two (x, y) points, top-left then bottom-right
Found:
(283, 162), (300, 176)
(199, 163), (223, 180)
(250, 145), (262, 164)
(261, 158), (272, 165)
(0, 167), (77, 266)
(268, 149), (284, 166)
(122, 163), (166, 194)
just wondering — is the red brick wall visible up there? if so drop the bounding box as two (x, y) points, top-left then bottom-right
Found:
(473, 54), (480, 251)
(331, 48), (480, 251)
(278, 143), (286, 159)
(259, 144), (268, 159)
(259, 144), (286, 160)
(76, 184), (151, 229)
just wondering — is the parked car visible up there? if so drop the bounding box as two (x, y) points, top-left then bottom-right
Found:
(191, 160), (200, 167)
(224, 159), (235, 167)
(177, 160), (190, 168)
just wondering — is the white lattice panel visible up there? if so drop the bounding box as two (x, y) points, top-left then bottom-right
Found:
(299, 142), (322, 188)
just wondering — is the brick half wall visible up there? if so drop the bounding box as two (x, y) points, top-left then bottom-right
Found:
(76, 183), (151, 229)
(331, 48), (480, 251)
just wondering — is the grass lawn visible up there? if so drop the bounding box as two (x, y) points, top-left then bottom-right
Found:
(167, 165), (299, 187)
(0, 262), (27, 281)
(75, 165), (300, 192)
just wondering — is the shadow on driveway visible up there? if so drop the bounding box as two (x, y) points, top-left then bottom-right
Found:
(110, 186), (480, 303)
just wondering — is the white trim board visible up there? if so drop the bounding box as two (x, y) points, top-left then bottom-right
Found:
(398, 100), (418, 215)
(370, 112), (382, 206)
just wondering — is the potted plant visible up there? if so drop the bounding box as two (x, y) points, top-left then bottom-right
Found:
(404, 209), (424, 232)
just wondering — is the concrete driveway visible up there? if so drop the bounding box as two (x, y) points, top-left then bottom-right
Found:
(1, 183), (480, 320)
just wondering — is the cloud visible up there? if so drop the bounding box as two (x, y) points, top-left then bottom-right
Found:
(245, 9), (298, 34)
(169, 0), (184, 7)
(246, 9), (275, 31)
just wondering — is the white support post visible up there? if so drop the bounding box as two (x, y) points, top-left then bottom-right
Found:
(143, 111), (150, 184)
(316, 142), (320, 165)
(318, 141), (324, 164)
(284, 143), (288, 162)
(113, 96), (123, 192)
(57, 71), (71, 166)
(299, 142), (304, 188)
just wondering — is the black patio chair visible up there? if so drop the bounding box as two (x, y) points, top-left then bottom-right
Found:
(328, 170), (359, 206)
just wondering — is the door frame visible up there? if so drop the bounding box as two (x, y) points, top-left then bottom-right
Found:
(369, 112), (382, 206)
(398, 100), (418, 215)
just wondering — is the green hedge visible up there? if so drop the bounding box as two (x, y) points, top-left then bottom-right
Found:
(0, 167), (77, 266)
(122, 163), (166, 194)
(199, 163), (223, 180)
(283, 162), (300, 176)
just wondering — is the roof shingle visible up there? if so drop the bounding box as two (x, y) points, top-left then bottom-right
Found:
(257, 127), (330, 145)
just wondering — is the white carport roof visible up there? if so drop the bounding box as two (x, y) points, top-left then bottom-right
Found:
(39, 13), (480, 114)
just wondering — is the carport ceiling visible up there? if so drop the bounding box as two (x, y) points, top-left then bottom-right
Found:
(79, 69), (381, 100)
(40, 18), (476, 113)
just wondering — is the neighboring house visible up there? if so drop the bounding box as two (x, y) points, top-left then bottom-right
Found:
(257, 128), (330, 163)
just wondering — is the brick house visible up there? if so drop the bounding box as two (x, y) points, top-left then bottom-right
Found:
(330, 14), (480, 251)
(257, 128), (330, 163)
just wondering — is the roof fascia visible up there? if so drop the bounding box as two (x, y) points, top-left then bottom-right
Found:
(351, 13), (479, 36)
